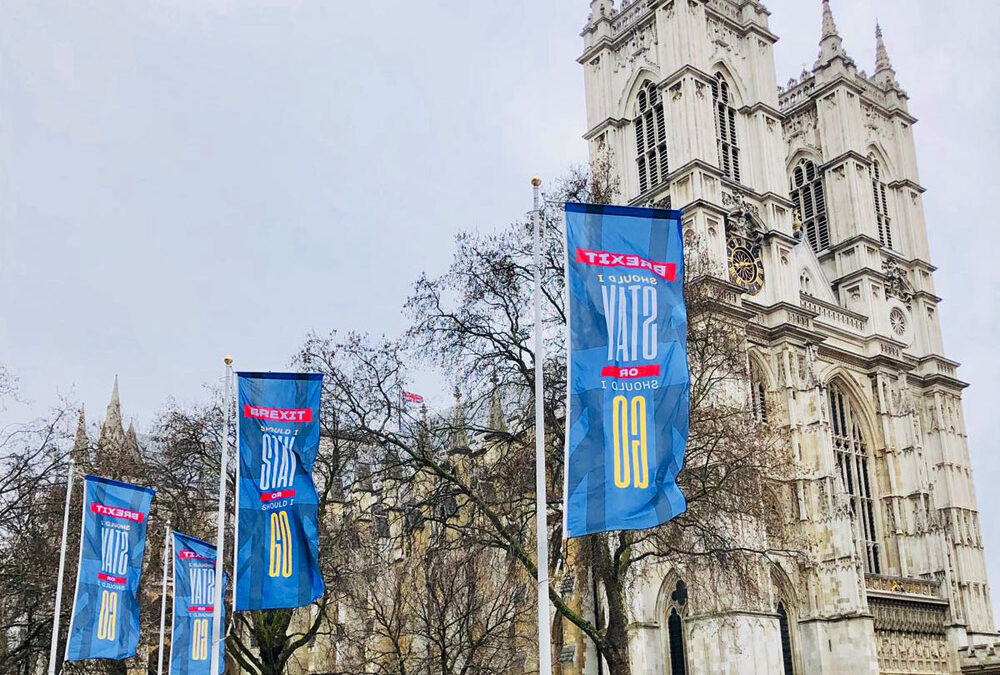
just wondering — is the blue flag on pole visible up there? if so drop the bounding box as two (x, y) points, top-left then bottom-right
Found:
(65, 475), (155, 661)
(235, 372), (324, 610)
(563, 203), (690, 538)
(169, 533), (224, 675)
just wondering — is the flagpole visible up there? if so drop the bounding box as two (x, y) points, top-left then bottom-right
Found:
(157, 523), (171, 675)
(47, 459), (74, 675)
(531, 176), (552, 675)
(210, 356), (233, 675)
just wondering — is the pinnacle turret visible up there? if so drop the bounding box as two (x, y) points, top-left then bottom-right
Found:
(815, 0), (850, 68)
(450, 387), (469, 450)
(873, 22), (900, 90)
(71, 406), (90, 466)
(98, 375), (126, 447)
(487, 377), (507, 434)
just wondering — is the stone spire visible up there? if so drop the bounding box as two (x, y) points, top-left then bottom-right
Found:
(873, 22), (899, 88)
(126, 419), (140, 454)
(488, 377), (507, 434)
(105, 375), (123, 433)
(71, 406), (90, 467)
(815, 0), (849, 68)
(450, 387), (469, 450)
(97, 375), (133, 468)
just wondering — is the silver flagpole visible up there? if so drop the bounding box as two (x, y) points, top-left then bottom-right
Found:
(531, 177), (553, 675)
(210, 356), (234, 675)
(47, 459), (74, 675)
(157, 523), (171, 675)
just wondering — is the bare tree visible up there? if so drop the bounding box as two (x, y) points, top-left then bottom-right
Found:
(297, 161), (799, 674)
(0, 372), (74, 675)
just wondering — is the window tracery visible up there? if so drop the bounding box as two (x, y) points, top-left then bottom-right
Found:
(828, 381), (882, 574)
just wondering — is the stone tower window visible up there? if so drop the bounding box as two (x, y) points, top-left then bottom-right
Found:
(828, 382), (882, 574)
(777, 602), (795, 675)
(869, 155), (893, 249)
(666, 579), (688, 674)
(711, 73), (741, 183)
(634, 80), (669, 194)
(790, 159), (829, 252)
(749, 360), (768, 423)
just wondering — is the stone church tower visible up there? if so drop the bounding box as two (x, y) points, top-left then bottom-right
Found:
(572, 0), (999, 673)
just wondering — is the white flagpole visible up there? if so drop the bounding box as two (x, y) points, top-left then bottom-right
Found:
(157, 523), (171, 675)
(531, 177), (552, 675)
(47, 459), (74, 675)
(210, 356), (234, 675)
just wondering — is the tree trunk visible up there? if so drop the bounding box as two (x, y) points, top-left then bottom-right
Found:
(592, 536), (632, 675)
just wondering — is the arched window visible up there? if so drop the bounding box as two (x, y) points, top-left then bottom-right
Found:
(828, 381), (882, 574)
(668, 609), (686, 675)
(666, 579), (688, 675)
(711, 73), (741, 183)
(634, 81), (669, 194)
(790, 159), (829, 252)
(749, 360), (768, 423)
(869, 155), (893, 249)
(777, 602), (795, 675)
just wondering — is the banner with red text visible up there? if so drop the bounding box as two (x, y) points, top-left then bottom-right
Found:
(563, 203), (689, 538)
(65, 476), (155, 661)
(235, 372), (324, 610)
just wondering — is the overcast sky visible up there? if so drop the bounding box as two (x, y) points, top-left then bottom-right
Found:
(3, 0), (999, 614)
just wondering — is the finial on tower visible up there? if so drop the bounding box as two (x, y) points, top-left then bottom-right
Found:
(875, 22), (894, 74)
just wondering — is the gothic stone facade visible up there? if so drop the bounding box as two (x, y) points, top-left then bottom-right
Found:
(563, 1), (999, 673)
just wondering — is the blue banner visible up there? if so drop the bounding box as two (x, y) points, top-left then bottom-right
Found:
(563, 203), (690, 538)
(65, 475), (155, 661)
(169, 533), (224, 675)
(235, 372), (324, 610)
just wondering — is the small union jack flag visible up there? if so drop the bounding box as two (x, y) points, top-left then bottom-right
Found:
(402, 391), (424, 404)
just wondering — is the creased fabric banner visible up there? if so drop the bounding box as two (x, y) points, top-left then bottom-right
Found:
(563, 202), (690, 538)
(235, 372), (324, 610)
(169, 533), (225, 675)
(65, 475), (155, 661)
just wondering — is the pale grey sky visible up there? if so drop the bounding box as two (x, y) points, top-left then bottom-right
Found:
(2, 0), (999, 613)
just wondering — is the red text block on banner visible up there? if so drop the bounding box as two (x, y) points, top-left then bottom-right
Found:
(91, 503), (145, 523)
(600, 365), (661, 379)
(243, 405), (313, 423)
(575, 248), (677, 282)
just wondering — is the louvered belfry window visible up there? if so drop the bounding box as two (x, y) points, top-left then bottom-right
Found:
(634, 80), (669, 195)
(711, 73), (741, 183)
(791, 159), (830, 252)
(828, 382), (882, 574)
(869, 156), (893, 249)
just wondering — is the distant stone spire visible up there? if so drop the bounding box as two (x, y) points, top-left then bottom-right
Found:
(71, 406), (90, 466)
(126, 419), (140, 454)
(815, 0), (849, 67)
(450, 387), (469, 450)
(105, 375), (123, 432)
(97, 375), (130, 465)
(488, 377), (507, 434)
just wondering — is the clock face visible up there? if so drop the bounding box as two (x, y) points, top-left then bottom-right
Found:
(727, 237), (765, 295)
